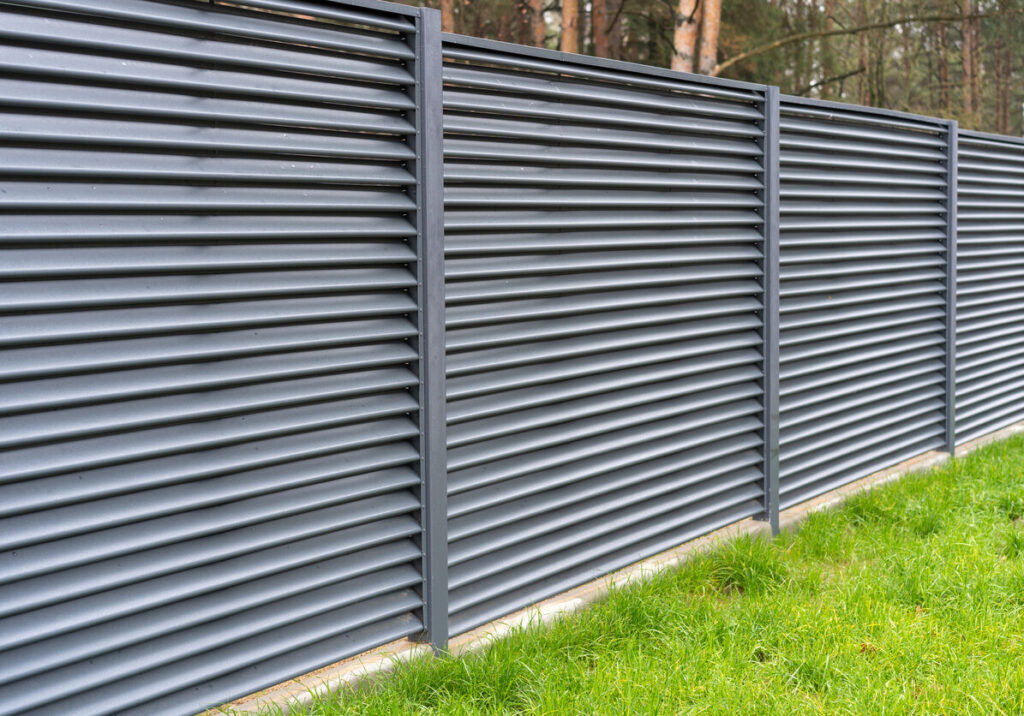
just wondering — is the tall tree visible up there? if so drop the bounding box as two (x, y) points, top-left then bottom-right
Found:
(698, 0), (722, 74)
(593, 0), (610, 56)
(822, 0), (838, 98)
(529, 0), (546, 46)
(440, 0), (454, 32)
(672, 0), (701, 72)
(562, 0), (580, 52)
(962, 0), (975, 117)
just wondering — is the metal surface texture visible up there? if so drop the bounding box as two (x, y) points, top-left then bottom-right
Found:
(777, 96), (952, 508)
(0, 0), (438, 713)
(6, 0), (1024, 708)
(440, 34), (771, 636)
(955, 129), (1024, 444)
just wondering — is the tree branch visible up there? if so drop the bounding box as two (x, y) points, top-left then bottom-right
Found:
(711, 8), (1022, 77)
(796, 66), (865, 96)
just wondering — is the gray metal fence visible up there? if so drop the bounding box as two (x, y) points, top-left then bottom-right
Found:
(955, 130), (1024, 443)
(440, 35), (774, 637)
(777, 97), (955, 508)
(0, 0), (444, 713)
(1, 0), (1023, 712)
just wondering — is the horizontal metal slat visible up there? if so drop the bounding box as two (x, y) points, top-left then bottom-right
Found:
(780, 434), (943, 509)
(0, 149), (414, 185)
(448, 315), (763, 377)
(0, 77), (414, 134)
(18, 0), (416, 51)
(30, 594), (422, 716)
(448, 366), (761, 449)
(447, 500), (760, 637)
(0, 417), (419, 514)
(0, 490), (421, 611)
(448, 383), (761, 472)
(0, 113), (414, 159)
(1, 538), (418, 685)
(2, 318), (418, 382)
(450, 419), (762, 517)
(0, 4), (415, 71)
(448, 330), (762, 400)
(0, 44), (414, 112)
(447, 281), (761, 329)
(448, 407), (762, 495)
(0, 442), (419, 544)
(0, 293), (417, 347)
(442, 65), (763, 120)
(448, 348), (761, 424)
(0, 566), (421, 706)
(450, 444), (762, 541)
(0, 243), (415, 278)
(0, 516), (420, 652)
(449, 468), (762, 588)
(443, 42), (764, 102)
(444, 138), (763, 173)
(447, 297), (762, 352)
(0, 366), (416, 448)
(444, 114), (761, 155)
(2, 267), (416, 312)
(447, 263), (760, 303)
(448, 483), (762, 610)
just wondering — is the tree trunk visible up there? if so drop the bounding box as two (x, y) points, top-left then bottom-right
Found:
(822, 0), (836, 99)
(608, 0), (622, 59)
(697, 0), (721, 75)
(529, 0), (545, 46)
(593, 0), (610, 57)
(858, 0), (870, 105)
(938, 23), (951, 114)
(672, 0), (701, 73)
(902, 24), (912, 109)
(440, 0), (454, 33)
(962, 0), (974, 119)
(561, 0), (579, 53)
(996, 33), (1007, 133)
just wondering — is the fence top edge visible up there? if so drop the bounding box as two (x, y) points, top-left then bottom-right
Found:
(780, 94), (950, 130)
(958, 127), (1024, 147)
(441, 32), (770, 96)
(299, 0), (422, 18)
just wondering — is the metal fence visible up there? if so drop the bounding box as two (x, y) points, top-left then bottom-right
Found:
(0, 0), (1022, 713)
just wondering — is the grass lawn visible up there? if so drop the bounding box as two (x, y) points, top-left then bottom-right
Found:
(297, 434), (1024, 715)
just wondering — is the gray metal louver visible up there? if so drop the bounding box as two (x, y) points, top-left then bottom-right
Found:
(441, 36), (771, 636)
(0, 0), (442, 713)
(955, 131), (1024, 444)
(777, 97), (953, 508)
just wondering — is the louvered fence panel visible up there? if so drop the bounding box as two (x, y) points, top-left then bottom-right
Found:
(778, 97), (952, 508)
(441, 37), (771, 636)
(955, 131), (1024, 443)
(0, 1), (439, 713)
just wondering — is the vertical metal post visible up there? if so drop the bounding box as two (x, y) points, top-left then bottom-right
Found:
(760, 85), (781, 535)
(413, 7), (448, 653)
(944, 120), (958, 454)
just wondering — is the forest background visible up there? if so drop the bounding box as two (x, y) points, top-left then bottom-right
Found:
(394, 0), (1023, 135)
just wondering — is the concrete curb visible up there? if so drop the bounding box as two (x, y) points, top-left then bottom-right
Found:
(217, 420), (1024, 715)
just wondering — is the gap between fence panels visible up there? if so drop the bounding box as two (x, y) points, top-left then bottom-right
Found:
(215, 419), (1024, 716)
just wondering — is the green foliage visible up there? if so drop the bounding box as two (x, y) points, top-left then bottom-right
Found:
(283, 433), (1024, 715)
(398, 0), (1023, 135)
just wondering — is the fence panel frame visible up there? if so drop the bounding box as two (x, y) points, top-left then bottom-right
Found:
(945, 120), (959, 454)
(412, 7), (449, 653)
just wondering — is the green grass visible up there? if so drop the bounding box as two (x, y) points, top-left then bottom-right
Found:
(296, 434), (1024, 715)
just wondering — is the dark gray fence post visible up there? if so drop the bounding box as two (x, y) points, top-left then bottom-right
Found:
(761, 85), (781, 534)
(944, 120), (958, 454)
(413, 7), (449, 653)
